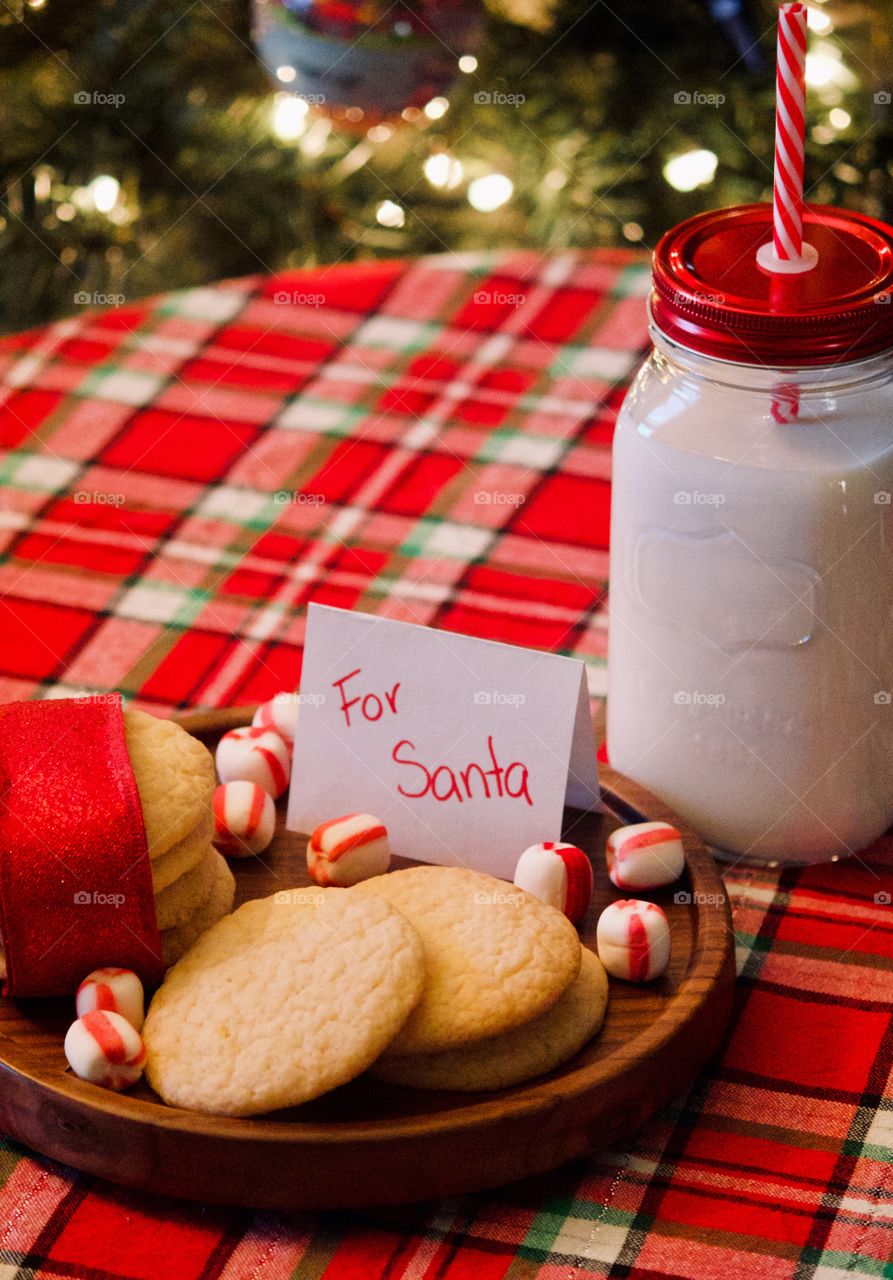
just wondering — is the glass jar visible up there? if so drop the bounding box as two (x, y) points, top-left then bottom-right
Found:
(607, 203), (893, 865)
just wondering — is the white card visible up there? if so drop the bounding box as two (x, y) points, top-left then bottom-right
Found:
(287, 604), (599, 878)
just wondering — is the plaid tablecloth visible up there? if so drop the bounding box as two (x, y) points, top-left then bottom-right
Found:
(0, 250), (891, 1280)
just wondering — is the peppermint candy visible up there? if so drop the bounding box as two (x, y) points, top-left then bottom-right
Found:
(606, 822), (685, 891)
(216, 725), (290, 798)
(512, 841), (593, 924)
(596, 899), (670, 982)
(306, 813), (390, 887)
(213, 781), (276, 857)
(76, 967), (145, 1031)
(64, 1009), (147, 1091)
(252, 691), (301, 746)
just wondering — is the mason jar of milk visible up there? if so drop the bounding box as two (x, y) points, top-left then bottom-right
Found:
(608, 203), (893, 864)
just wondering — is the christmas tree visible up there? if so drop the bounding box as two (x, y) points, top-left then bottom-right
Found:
(0, 0), (889, 333)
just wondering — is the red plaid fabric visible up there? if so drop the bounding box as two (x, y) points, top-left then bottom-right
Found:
(0, 252), (891, 1280)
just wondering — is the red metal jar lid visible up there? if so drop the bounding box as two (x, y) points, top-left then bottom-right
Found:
(651, 202), (893, 366)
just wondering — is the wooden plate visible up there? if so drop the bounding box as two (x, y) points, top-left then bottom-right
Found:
(0, 707), (735, 1210)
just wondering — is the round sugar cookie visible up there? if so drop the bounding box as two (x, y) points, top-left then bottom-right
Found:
(145, 890), (426, 1115)
(160, 853), (235, 968)
(154, 846), (218, 931)
(150, 809), (214, 894)
(372, 948), (608, 1092)
(350, 866), (581, 1055)
(124, 709), (216, 857)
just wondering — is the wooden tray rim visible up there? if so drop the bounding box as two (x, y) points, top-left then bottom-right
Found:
(0, 705), (734, 1144)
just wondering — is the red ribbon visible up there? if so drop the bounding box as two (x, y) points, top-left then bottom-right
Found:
(0, 695), (164, 997)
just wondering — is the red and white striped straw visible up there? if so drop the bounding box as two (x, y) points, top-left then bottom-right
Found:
(771, 2), (808, 261)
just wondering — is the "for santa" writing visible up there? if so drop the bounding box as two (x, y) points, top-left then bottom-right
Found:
(332, 667), (532, 806)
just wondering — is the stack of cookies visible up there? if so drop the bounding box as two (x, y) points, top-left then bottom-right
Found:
(124, 710), (235, 965)
(143, 865), (610, 1115)
(357, 866), (608, 1093)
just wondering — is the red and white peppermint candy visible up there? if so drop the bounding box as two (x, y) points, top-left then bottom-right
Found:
(606, 822), (684, 891)
(252, 691), (301, 746)
(512, 841), (593, 924)
(216, 725), (291, 798)
(596, 899), (670, 982)
(75, 967), (145, 1031)
(64, 1009), (147, 1091)
(213, 781), (276, 858)
(307, 813), (390, 887)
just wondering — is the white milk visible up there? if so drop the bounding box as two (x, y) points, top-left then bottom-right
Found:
(608, 334), (893, 863)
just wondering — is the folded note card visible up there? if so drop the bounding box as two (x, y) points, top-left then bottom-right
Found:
(287, 605), (599, 878)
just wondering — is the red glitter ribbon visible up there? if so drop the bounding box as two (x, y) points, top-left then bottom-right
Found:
(0, 695), (164, 997)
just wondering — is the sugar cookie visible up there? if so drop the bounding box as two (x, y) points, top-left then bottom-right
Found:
(373, 948), (608, 1091)
(351, 866), (581, 1055)
(154, 846), (218, 931)
(149, 808), (214, 894)
(145, 890), (425, 1115)
(125, 709), (216, 856)
(160, 852), (236, 968)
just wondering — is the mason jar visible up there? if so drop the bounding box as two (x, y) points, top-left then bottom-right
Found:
(607, 203), (893, 865)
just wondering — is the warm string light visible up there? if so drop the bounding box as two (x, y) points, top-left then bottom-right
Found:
(657, 22), (860, 199)
(263, 77), (517, 222)
(376, 200), (405, 228)
(467, 173), (513, 211)
(663, 149), (717, 192)
(805, 42), (856, 91)
(807, 7), (832, 34)
(263, 28), (859, 231)
(271, 94), (308, 141)
(89, 176), (119, 213)
(424, 153), (463, 189)
(40, 171), (128, 225)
